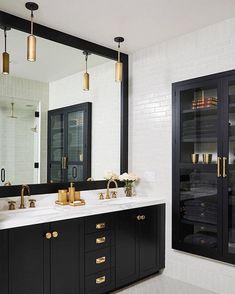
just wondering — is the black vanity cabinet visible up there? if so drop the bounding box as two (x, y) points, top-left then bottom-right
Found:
(0, 219), (84, 294)
(172, 69), (235, 265)
(48, 102), (92, 183)
(0, 204), (165, 294)
(116, 204), (165, 288)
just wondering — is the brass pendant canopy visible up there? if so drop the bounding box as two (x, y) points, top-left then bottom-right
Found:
(114, 37), (124, 82)
(25, 2), (39, 62)
(1, 26), (11, 75)
(83, 51), (91, 91)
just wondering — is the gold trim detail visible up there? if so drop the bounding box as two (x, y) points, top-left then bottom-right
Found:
(96, 223), (106, 229)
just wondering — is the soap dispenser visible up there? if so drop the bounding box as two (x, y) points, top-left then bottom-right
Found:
(68, 182), (75, 203)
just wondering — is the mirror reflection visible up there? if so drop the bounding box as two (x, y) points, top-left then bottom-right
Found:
(0, 28), (120, 186)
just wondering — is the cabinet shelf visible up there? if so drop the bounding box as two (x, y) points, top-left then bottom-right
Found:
(182, 107), (217, 115)
(181, 219), (217, 227)
(179, 163), (217, 171)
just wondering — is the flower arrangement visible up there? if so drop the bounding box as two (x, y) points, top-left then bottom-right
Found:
(119, 172), (139, 197)
(104, 171), (119, 181)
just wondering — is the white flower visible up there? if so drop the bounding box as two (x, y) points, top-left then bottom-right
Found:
(119, 172), (139, 182)
(104, 171), (118, 180)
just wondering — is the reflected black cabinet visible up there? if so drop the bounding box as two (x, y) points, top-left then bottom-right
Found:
(172, 69), (235, 265)
(116, 204), (165, 288)
(48, 103), (92, 183)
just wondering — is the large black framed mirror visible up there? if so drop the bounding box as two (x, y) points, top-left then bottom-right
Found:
(0, 10), (128, 197)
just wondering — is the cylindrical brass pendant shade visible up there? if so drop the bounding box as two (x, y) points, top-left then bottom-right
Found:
(115, 61), (123, 82)
(27, 34), (36, 62)
(2, 52), (9, 75)
(83, 72), (89, 91)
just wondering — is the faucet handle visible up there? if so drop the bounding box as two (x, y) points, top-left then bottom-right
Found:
(28, 199), (36, 208)
(111, 191), (117, 198)
(98, 192), (104, 200)
(8, 201), (16, 210)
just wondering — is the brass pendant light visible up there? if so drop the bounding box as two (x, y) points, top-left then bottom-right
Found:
(114, 37), (124, 82)
(83, 51), (91, 91)
(25, 2), (39, 62)
(1, 26), (11, 75)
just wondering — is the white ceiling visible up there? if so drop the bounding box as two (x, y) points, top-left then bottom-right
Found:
(1, 0), (235, 53)
(0, 29), (110, 82)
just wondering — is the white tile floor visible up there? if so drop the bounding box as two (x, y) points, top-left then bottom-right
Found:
(113, 274), (216, 294)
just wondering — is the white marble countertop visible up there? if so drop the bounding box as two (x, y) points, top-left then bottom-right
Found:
(0, 195), (165, 230)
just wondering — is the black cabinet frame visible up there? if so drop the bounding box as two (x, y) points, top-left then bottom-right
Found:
(0, 10), (128, 197)
(172, 68), (235, 265)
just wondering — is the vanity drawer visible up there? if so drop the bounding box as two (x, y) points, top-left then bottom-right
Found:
(85, 269), (112, 294)
(85, 231), (111, 252)
(85, 214), (112, 234)
(85, 247), (111, 275)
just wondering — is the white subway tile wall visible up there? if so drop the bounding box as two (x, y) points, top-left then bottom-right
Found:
(130, 17), (235, 294)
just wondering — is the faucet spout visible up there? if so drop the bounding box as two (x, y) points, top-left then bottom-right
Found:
(106, 179), (118, 199)
(20, 184), (30, 209)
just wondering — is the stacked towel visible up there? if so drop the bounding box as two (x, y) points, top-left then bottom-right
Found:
(182, 196), (217, 225)
(182, 115), (217, 140)
(184, 232), (217, 248)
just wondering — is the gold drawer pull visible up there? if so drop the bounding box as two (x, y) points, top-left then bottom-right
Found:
(217, 157), (221, 178)
(223, 157), (227, 178)
(96, 222), (106, 229)
(45, 232), (52, 240)
(96, 236), (106, 244)
(96, 256), (106, 264)
(96, 276), (106, 284)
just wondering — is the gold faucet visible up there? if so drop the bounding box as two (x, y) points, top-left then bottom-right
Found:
(20, 185), (30, 209)
(106, 179), (118, 199)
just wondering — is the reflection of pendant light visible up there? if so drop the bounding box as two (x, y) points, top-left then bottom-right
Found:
(83, 51), (91, 91)
(1, 26), (11, 75)
(114, 37), (124, 82)
(9, 103), (17, 119)
(25, 2), (39, 62)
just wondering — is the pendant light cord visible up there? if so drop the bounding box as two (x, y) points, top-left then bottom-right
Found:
(118, 42), (120, 62)
(4, 28), (7, 52)
(85, 53), (88, 73)
(30, 11), (34, 35)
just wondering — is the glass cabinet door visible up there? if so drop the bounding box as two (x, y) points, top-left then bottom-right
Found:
(48, 113), (65, 183)
(224, 78), (235, 258)
(176, 81), (223, 253)
(67, 110), (85, 181)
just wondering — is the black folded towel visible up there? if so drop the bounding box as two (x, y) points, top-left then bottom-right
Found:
(183, 214), (217, 225)
(184, 232), (217, 248)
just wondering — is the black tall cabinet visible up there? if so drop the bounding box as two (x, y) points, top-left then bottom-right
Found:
(48, 103), (92, 183)
(172, 69), (235, 265)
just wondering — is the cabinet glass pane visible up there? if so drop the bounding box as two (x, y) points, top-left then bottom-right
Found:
(180, 86), (218, 164)
(228, 170), (235, 254)
(228, 82), (235, 164)
(50, 163), (63, 183)
(50, 114), (64, 161)
(179, 168), (218, 248)
(67, 111), (84, 162)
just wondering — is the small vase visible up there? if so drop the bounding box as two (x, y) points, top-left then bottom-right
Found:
(125, 185), (133, 197)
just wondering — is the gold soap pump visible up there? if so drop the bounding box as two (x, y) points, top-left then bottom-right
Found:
(68, 182), (75, 203)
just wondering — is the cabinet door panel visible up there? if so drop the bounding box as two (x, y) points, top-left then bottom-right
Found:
(139, 206), (164, 278)
(50, 219), (83, 294)
(9, 224), (47, 294)
(115, 210), (139, 288)
(0, 230), (8, 294)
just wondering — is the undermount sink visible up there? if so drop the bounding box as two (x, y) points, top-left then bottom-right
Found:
(0, 207), (61, 219)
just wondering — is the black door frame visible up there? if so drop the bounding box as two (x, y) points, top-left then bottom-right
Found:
(0, 10), (128, 196)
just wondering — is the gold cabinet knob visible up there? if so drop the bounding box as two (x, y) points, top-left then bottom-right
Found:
(52, 231), (59, 238)
(137, 215), (141, 221)
(45, 232), (52, 240)
(141, 215), (146, 220)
